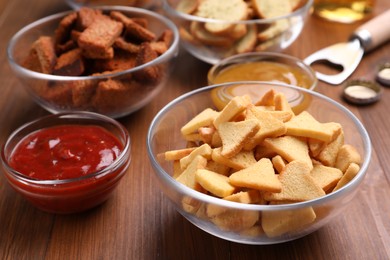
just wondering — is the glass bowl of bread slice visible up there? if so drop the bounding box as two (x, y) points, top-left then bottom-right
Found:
(147, 82), (371, 244)
(162, 0), (313, 64)
(7, 6), (179, 118)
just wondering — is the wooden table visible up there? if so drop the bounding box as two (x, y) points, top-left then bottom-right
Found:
(1, 0), (389, 259)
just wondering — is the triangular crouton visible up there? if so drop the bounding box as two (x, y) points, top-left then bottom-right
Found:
(181, 108), (219, 135)
(316, 128), (344, 167)
(244, 105), (287, 150)
(212, 147), (256, 170)
(284, 111), (341, 142)
(335, 144), (362, 173)
(333, 163), (360, 191)
(263, 161), (325, 202)
(219, 119), (260, 157)
(180, 143), (212, 169)
(213, 95), (252, 129)
(262, 204), (316, 238)
(196, 169), (236, 198)
(229, 158), (282, 192)
(254, 89), (275, 106)
(263, 135), (313, 169)
(310, 164), (343, 192)
(176, 155), (207, 191)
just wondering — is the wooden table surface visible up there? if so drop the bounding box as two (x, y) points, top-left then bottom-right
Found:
(1, 0), (389, 259)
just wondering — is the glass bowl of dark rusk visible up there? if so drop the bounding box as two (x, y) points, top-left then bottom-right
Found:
(147, 82), (371, 244)
(0, 112), (131, 214)
(162, 0), (313, 64)
(7, 6), (179, 118)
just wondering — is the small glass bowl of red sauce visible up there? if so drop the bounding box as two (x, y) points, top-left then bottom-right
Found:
(1, 112), (131, 214)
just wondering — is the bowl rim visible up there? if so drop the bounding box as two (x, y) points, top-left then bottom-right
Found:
(147, 81), (372, 211)
(207, 52), (318, 91)
(162, 0), (313, 24)
(7, 5), (180, 81)
(1, 111), (131, 185)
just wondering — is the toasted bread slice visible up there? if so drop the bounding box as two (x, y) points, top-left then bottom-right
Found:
(274, 92), (294, 114)
(254, 89), (275, 106)
(310, 164), (343, 192)
(244, 105), (287, 150)
(262, 204), (316, 238)
(263, 135), (312, 169)
(335, 144), (362, 173)
(180, 143), (212, 169)
(190, 21), (233, 47)
(251, 0), (296, 18)
(196, 0), (248, 34)
(196, 169), (236, 197)
(234, 24), (257, 54)
(285, 111), (342, 143)
(176, 155), (207, 191)
(213, 95), (252, 129)
(206, 190), (263, 217)
(272, 155), (286, 174)
(229, 158), (282, 192)
(181, 108), (219, 135)
(164, 147), (196, 161)
(212, 147), (256, 170)
(205, 160), (231, 176)
(176, 0), (199, 14)
(263, 160), (325, 202)
(316, 128), (345, 167)
(219, 119), (260, 157)
(333, 163), (360, 191)
(210, 208), (259, 232)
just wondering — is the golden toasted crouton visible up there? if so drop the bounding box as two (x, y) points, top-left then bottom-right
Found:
(254, 89), (275, 106)
(212, 147), (257, 170)
(229, 158), (282, 192)
(219, 119), (260, 157)
(176, 155), (207, 191)
(196, 169), (236, 197)
(213, 95), (252, 129)
(274, 92), (294, 114)
(335, 145), (362, 173)
(263, 161), (325, 202)
(316, 128), (345, 167)
(244, 105), (287, 150)
(333, 163), (360, 191)
(272, 155), (286, 174)
(285, 111), (341, 143)
(310, 164), (343, 192)
(210, 208), (259, 232)
(164, 147), (196, 161)
(262, 205), (316, 237)
(180, 143), (212, 169)
(181, 108), (219, 135)
(263, 135), (313, 170)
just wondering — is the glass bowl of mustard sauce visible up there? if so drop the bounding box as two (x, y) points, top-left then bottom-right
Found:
(208, 52), (317, 90)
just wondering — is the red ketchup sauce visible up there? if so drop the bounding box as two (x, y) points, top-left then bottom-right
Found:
(7, 125), (126, 214)
(9, 125), (123, 180)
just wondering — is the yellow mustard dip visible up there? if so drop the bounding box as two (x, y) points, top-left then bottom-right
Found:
(209, 61), (314, 90)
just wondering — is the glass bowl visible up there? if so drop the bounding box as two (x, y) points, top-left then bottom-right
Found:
(208, 52), (317, 91)
(162, 0), (313, 64)
(1, 112), (131, 214)
(146, 82), (371, 244)
(7, 6), (179, 118)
